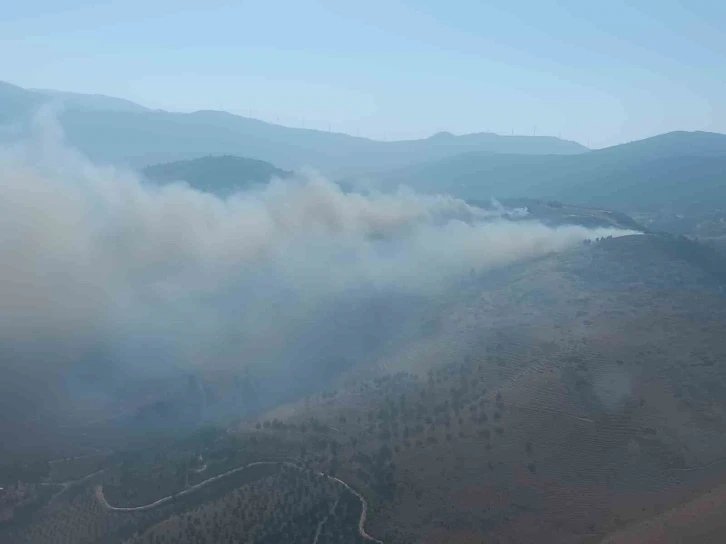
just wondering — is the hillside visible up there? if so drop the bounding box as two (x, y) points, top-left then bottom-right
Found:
(0, 81), (46, 126)
(6, 233), (726, 543)
(142, 155), (292, 196)
(247, 233), (726, 543)
(380, 131), (726, 214)
(0, 80), (587, 175)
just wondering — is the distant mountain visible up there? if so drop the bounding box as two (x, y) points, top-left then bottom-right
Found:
(31, 88), (150, 113)
(0, 80), (587, 175)
(0, 80), (45, 126)
(380, 131), (726, 214)
(142, 155), (292, 196)
(593, 130), (726, 160)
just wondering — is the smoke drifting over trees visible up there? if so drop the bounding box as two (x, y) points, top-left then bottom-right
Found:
(0, 117), (636, 436)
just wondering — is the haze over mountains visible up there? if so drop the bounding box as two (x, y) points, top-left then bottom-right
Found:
(380, 130), (726, 214)
(0, 80), (586, 176)
(3, 78), (726, 543)
(4, 79), (725, 220)
(4, 80), (724, 223)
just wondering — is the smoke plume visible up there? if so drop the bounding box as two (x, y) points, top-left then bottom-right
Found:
(0, 118), (636, 434)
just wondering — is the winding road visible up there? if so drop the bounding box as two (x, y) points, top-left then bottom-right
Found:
(94, 460), (383, 542)
(316, 472), (380, 543)
(94, 461), (279, 512)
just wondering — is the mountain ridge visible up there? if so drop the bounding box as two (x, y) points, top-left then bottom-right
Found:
(378, 130), (726, 214)
(30, 88), (151, 113)
(0, 80), (587, 175)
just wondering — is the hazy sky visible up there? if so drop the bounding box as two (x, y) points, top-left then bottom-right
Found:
(2, 0), (724, 147)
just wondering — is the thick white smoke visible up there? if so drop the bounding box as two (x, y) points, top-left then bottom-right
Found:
(0, 119), (636, 428)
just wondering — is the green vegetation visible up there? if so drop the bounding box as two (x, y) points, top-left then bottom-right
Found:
(142, 155), (292, 197)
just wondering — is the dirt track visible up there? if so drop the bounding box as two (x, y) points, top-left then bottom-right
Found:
(94, 460), (383, 542)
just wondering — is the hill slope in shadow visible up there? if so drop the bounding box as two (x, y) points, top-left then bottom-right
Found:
(142, 155), (292, 196)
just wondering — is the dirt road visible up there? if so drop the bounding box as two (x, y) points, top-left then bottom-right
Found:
(95, 460), (383, 542)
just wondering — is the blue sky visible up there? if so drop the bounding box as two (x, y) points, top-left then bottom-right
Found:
(2, 0), (724, 147)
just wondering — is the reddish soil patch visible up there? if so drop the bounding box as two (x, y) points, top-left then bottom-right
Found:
(601, 481), (726, 543)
